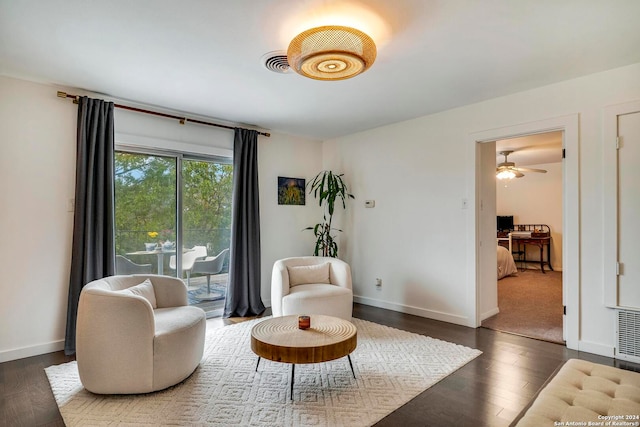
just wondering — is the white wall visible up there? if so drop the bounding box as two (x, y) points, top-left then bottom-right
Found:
(258, 134), (324, 307)
(323, 119), (473, 325)
(0, 75), (322, 362)
(323, 62), (640, 356)
(0, 77), (76, 361)
(497, 161), (563, 270)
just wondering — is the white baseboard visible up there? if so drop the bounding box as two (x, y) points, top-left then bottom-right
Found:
(0, 340), (65, 363)
(353, 295), (473, 327)
(480, 307), (500, 321)
(578, 340), (615, 358)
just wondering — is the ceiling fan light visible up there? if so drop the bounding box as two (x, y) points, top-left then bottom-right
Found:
(287, 25), (377, 81)
(497, 170), (516, 180)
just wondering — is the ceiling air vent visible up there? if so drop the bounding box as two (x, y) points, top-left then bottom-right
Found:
(261, 51), (291, 74)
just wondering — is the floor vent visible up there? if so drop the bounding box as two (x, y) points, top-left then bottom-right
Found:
(616, 309), (640, 363)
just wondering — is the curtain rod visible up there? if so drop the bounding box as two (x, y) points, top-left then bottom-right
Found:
(56, 91), (270, 137)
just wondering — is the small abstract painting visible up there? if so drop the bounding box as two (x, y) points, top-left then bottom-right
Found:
(278, 177), (305, 205)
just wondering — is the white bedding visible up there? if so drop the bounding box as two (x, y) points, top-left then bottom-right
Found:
(497, 245), (518, 279)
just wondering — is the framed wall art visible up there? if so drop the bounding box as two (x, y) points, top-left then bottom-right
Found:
(277, 176), (305, 205)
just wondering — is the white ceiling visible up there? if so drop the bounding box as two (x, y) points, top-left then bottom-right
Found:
(1, 1), (640, 140)
(496, 131), (563, 166)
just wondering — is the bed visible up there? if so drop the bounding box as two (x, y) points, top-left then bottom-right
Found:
(497, 245), (518, 279)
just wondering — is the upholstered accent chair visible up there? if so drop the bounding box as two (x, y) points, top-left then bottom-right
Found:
(271, 256), (353, 321)
(76, 274), (206, 394)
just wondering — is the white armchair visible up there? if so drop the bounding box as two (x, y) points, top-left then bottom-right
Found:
(76, 274), (206, 394)
(271, 256), (353, 321)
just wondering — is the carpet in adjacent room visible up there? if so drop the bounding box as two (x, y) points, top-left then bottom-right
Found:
(482, 269), (564, 344)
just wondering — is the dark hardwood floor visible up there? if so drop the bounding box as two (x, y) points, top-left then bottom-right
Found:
(2, 303), (639, 427)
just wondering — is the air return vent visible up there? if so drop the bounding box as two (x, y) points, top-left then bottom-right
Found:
(616, 309), (640, 363)
(261, 51), (291, 74)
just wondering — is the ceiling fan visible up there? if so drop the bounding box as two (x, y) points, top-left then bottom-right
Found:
(496, 150), (547, 179)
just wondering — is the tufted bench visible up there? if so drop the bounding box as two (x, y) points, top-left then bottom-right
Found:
(513, 359), (640, 426)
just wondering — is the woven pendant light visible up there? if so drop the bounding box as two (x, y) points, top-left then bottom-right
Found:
(287, 25), (377, 81)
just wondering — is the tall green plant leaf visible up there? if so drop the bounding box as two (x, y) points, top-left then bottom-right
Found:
(305, 170), (354, 258)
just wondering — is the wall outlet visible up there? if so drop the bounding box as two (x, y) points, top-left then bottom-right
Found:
(375, 278), (382, 287)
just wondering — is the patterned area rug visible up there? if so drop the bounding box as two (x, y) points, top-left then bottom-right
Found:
(45, 318), (481, 426)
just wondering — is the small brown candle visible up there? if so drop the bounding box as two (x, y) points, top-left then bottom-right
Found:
(298, 315), (310, 330)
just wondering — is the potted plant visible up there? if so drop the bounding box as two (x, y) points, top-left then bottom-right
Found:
(305, 170), (355, 257)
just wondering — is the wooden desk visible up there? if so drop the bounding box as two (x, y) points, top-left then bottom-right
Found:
(498, 224), (553, 273)
(512, 236), (552, 273)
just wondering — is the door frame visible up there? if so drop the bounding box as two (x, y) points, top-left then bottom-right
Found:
(466, 114), (579, 350)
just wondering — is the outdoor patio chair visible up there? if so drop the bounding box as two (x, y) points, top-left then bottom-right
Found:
(191, 248), (229, 293)
(116, 255), (153, 275)
(169, 245), (207, 285)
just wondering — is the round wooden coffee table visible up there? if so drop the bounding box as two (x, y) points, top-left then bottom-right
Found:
(250, 314), (357, 399)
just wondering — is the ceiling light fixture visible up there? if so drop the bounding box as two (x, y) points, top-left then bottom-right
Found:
(287, 25), (377, 81)
(496, 170), (516, 180)
(496, 150), (548, 179)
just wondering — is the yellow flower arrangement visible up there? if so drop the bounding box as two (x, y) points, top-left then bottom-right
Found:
(147, 231), (159, 238)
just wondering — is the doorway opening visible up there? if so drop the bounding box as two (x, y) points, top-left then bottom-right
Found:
(469, 114), (579, 350)
(481, 132), (564, 344)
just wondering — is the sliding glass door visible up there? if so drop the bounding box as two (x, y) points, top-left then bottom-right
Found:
(114, 149), (232, 317)
(114, 152), (177, 275)
(181, 158), (232, 314)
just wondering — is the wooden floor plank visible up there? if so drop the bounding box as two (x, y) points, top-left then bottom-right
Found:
(1, 302), (639, 427)
(3, 390), (36, 427)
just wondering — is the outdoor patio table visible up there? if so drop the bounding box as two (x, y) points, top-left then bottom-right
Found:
(125, 248), (193, 275)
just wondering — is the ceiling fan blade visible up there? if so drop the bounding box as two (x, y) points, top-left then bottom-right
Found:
(514, 171), (525, 178)
(515, 167), (547, 173)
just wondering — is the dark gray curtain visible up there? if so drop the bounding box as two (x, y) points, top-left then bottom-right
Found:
(64, 96), (115, 355)
(224, 128), (265, 317)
